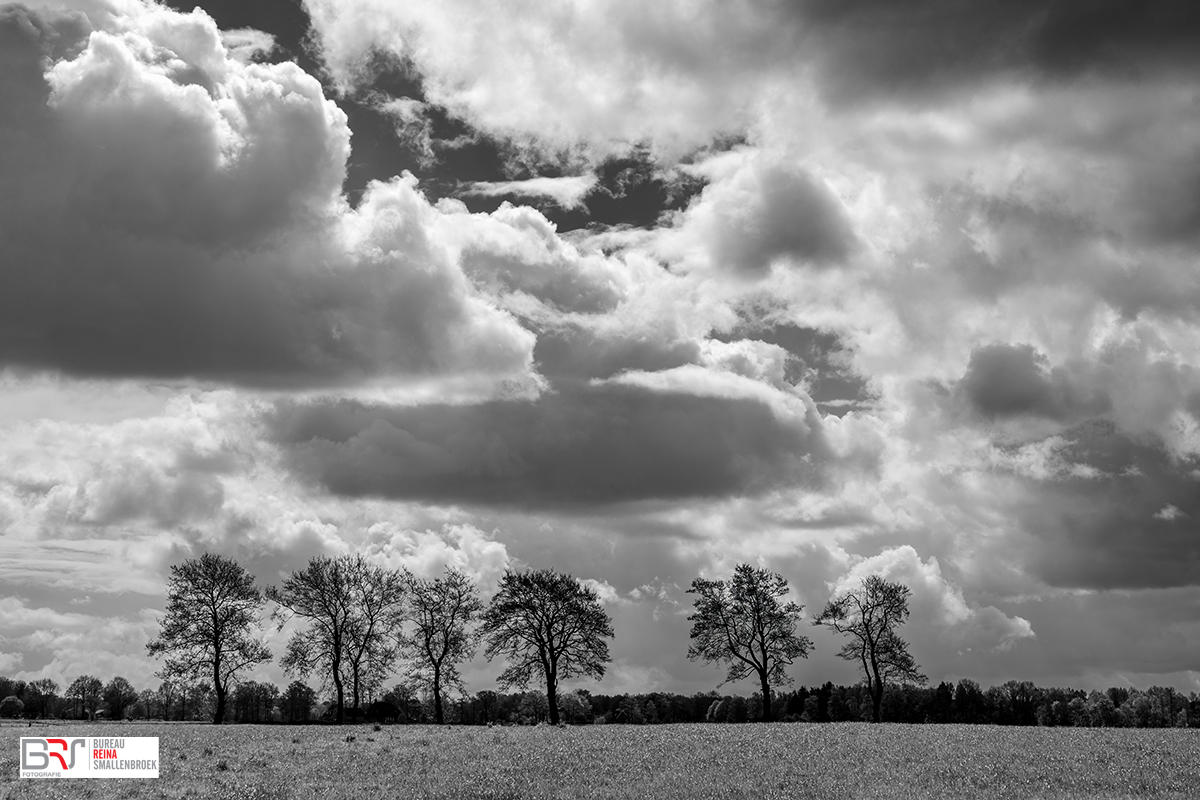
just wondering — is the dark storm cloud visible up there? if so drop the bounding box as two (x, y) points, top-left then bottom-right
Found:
(1004, 420), (1200, 590)
(795, 0), (1200, 102)
(958, 343), (1110, 421)
(265, 380), (831, 508)
(532, 327), (700, 381)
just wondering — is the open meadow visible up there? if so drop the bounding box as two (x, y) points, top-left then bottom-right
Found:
(2, 722), (1199, 800)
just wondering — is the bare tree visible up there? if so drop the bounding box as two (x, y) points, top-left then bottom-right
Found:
(403, 567), (483, 724)
(814, 574), (927, 722)
(269, 556), (354, 723)
(342, 555), (408, 714)
(686, 564), (812, 721)
(479, 569), (614, 725)
(146, 553), (272, 724)
(269, 554), (406, 723)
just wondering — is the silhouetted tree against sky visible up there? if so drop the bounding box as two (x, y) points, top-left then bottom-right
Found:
(403, 566), (484, 724)
(269, 556), (354, 724)
(146, 553), (271, 724)
(270, 554), (406, 722)
(340, 555), (408, 713)
(480, 569), (614, 725)
(815, 574), (927, 723)
(686, 563), (812, 721)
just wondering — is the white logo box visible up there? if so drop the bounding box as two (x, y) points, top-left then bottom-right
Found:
(20, 737), (159, 779)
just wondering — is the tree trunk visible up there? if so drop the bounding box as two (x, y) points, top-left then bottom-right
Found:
(760, 672), (772, 722)
(869, 649), (884, 723)
(213, 683), (226, 725)
(334, 671), (345, 725)
(546, 672), (559, 726)
(433, 664), (444, 724)
(213, 654), (225, 724)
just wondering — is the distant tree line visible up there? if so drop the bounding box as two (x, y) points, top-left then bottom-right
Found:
(4, 674), (1199, 729)
(2, 553), (1193, 728)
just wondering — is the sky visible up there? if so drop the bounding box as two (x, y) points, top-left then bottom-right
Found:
(2, 0), (1200, 700)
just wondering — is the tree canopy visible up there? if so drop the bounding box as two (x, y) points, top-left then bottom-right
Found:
(686, 563), (812, 721)
(146, 553), (270, 724)
(65, 675), (103, 720)
(269, 554), (406, 723)
(814, 573), (926, 722)
(479, 569), (614, 725)
(403, 566), (483, 724)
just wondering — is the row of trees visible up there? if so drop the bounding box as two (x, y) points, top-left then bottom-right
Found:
(4, 554), (964, 726)
(0, 675), (318, 723)
(145, 554), (618, 725)
(143, 554), (925, 726)
(7, 676), (1199, 729)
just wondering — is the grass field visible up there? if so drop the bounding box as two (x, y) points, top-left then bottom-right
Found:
(2, 721), (1199, 799)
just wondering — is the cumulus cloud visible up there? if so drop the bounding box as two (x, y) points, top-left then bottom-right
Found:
(656, 155), (859, 276)
(0, 3), (535, 389)
(302, 0), (806, 156)
(452, 200), (627, 316)
(363, 522), (511, 596)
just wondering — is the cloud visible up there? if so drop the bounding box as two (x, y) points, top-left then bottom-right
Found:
(302, 0), (1200, 160)
(453, 201), (627, 316)
(360, 522), (511, 596)
(461, 176), (598, 210)
(302, 0), (805, 156)
(265, 377), (831, 509)
(1000, 421), (1200, 590)
(0, 596), (161, 687)
(1155, 504), (1185, 521)
(652, 154), (859, 276)
(0, 3), (535, 389)
(796, 0), (1200, 104)
(833, 546), (1035, 654)
(578, 577), (623, 605)
(957, 343), (1111, 422)
(220, 27), (276, 63)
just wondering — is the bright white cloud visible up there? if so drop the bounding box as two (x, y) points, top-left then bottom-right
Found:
(462, 176), (598, 210)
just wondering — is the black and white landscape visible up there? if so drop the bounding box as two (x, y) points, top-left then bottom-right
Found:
(4, 0), (1200, 736)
